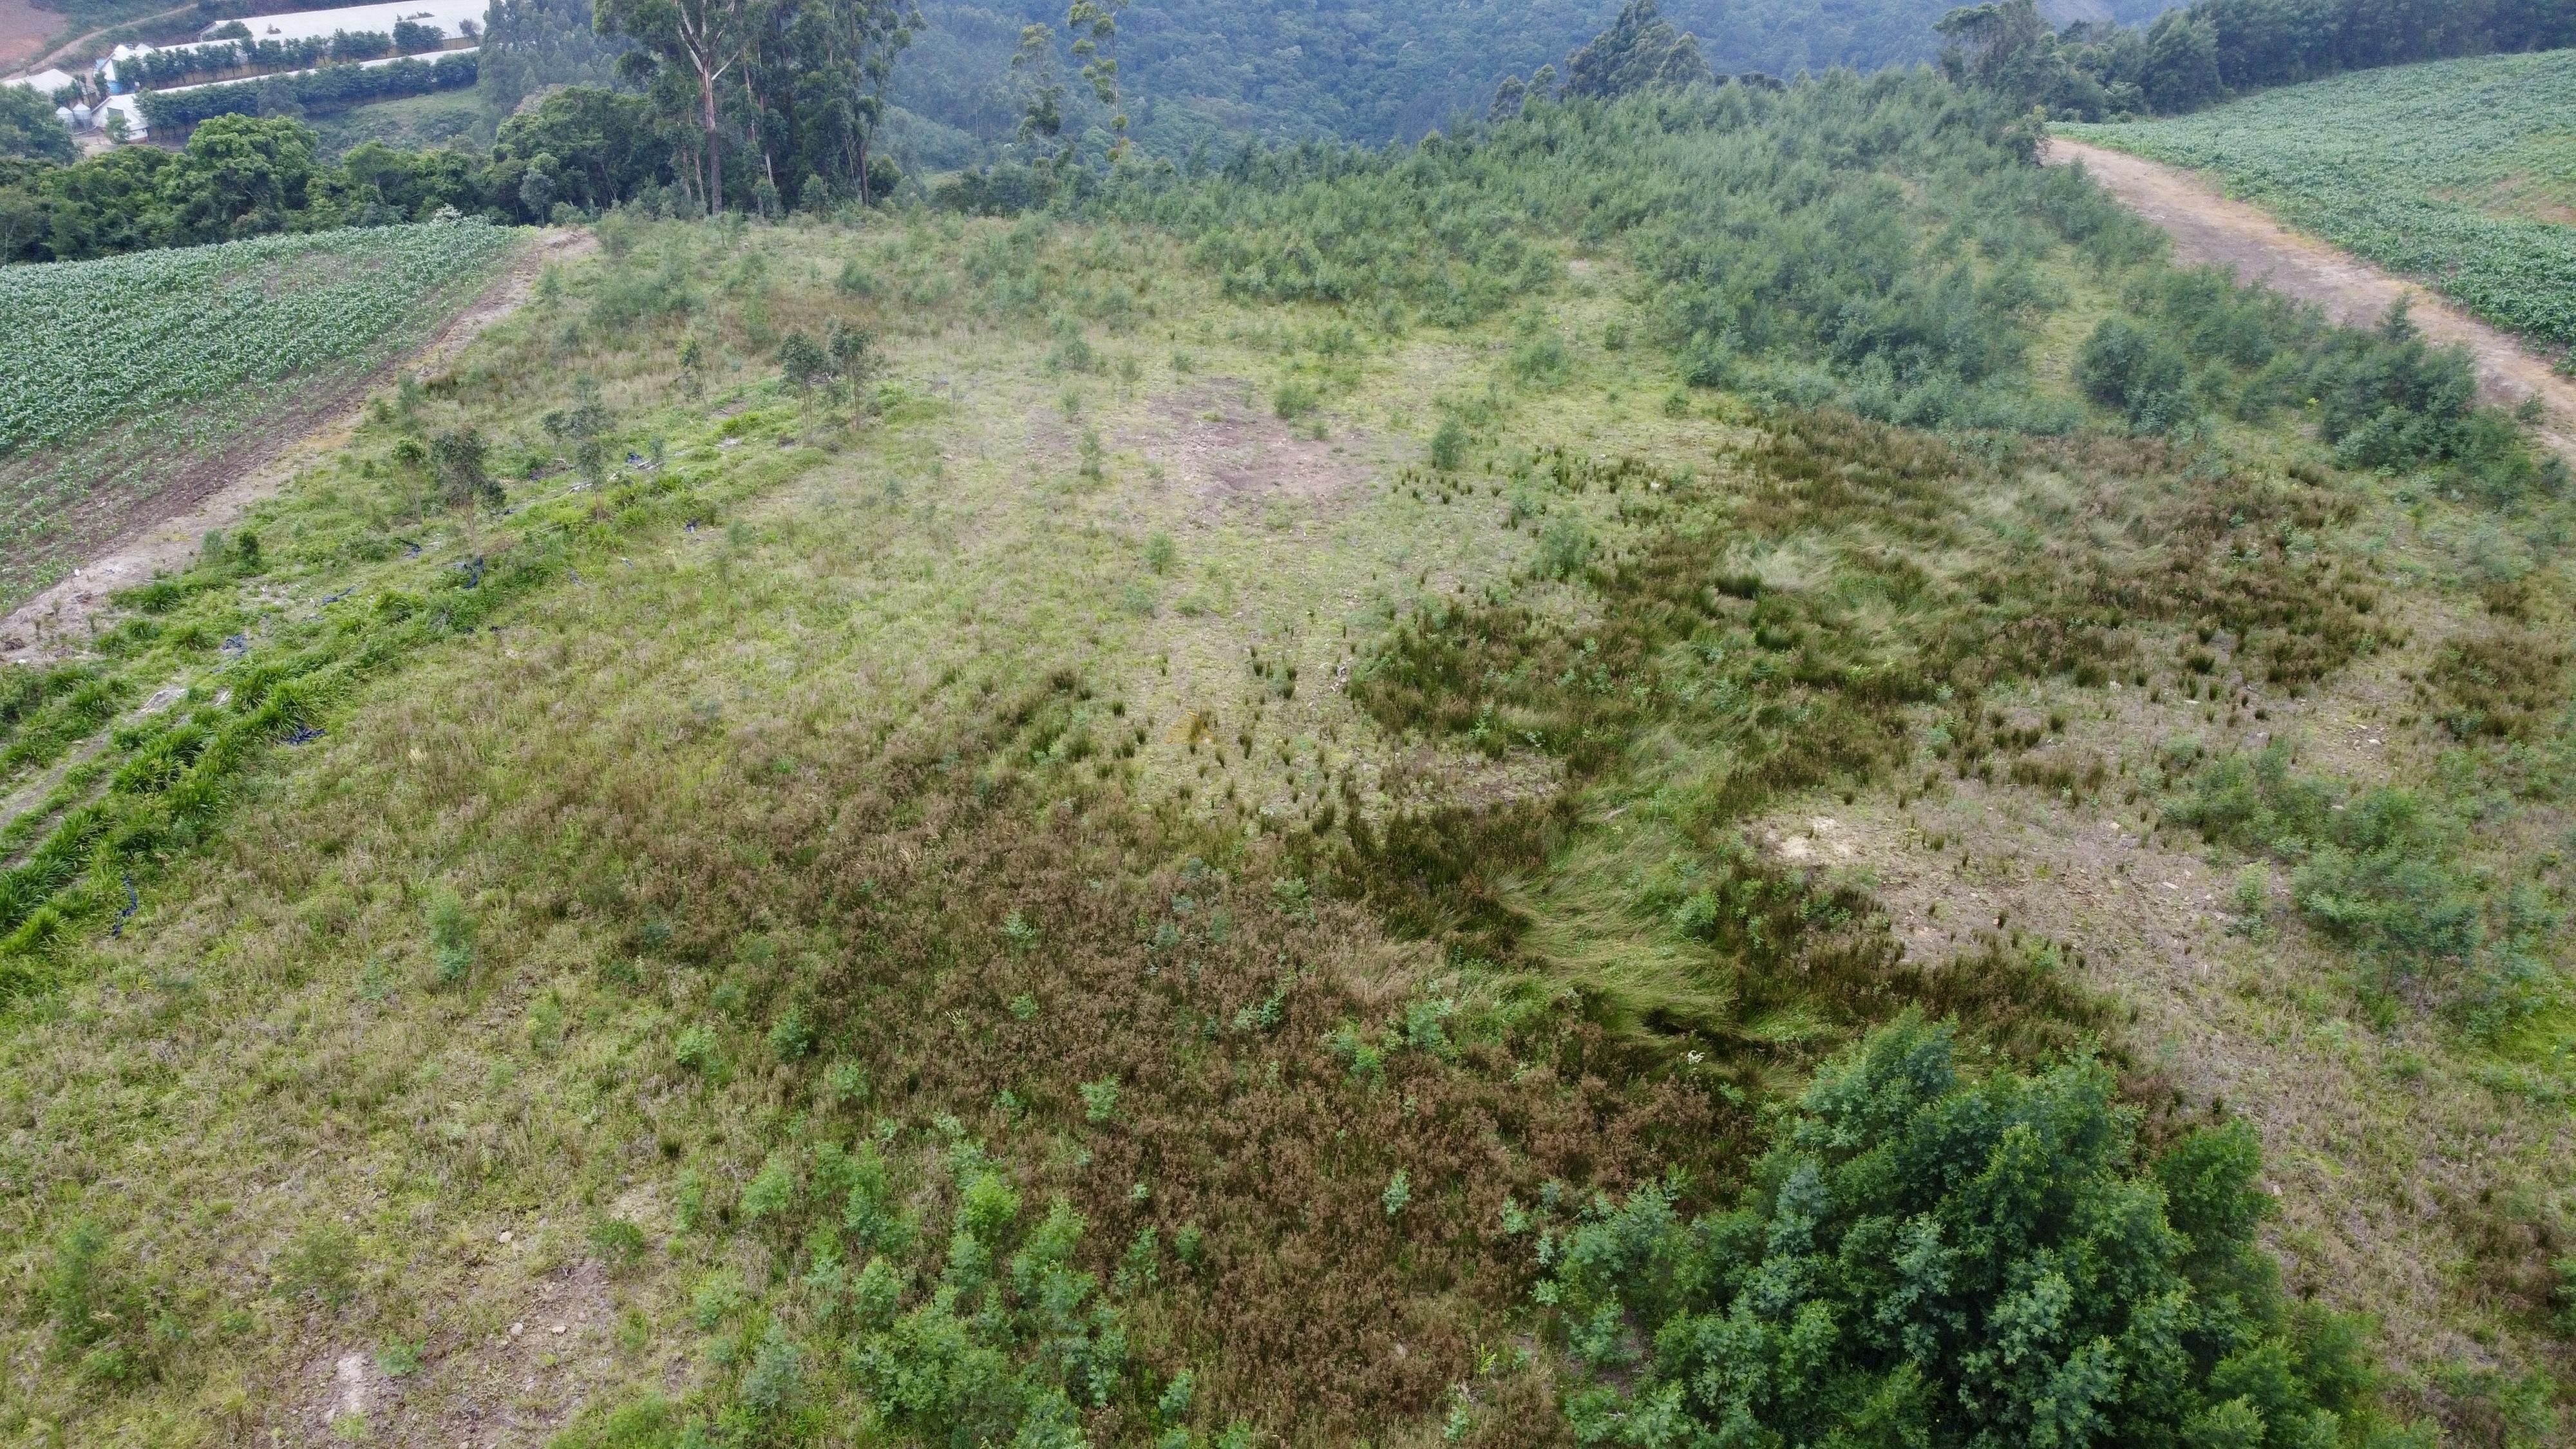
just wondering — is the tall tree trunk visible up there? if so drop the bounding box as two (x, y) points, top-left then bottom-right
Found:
(701, 68), (721, 213)
(855, 129), (870, 204)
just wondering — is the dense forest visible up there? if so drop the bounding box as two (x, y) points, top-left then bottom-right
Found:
(8, 0), (2571, 221)
(1944, 0), (2576, 116)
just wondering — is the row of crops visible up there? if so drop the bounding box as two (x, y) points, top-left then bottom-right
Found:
(2062, 48), (2576, 349)
(0, 221), (520, 455)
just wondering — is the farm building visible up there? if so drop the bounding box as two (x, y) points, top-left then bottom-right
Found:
(99, 94), (147, 140)
(3, 68), (79, 99)
(194, 0), (487, 46)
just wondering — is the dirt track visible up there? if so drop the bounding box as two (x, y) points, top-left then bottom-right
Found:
(2045, 136), (2576, 459)
(0, 228), (596, 663)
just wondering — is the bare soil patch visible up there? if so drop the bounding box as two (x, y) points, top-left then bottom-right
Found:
(2046, 137), (2576, 460)
(1119, 386), (1393, 519)
(0, 227), (596, 665)
(292, 1254), (629, 1448)
(0, 0), (59, 69)
(1750, 779), (2504, 1381)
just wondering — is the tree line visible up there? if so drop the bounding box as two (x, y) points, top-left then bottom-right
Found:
(0, 90), (714, 263)
(121, 23), (473, 89)
(136, 51), (482, 129)
(1939, 0), (2576, 118)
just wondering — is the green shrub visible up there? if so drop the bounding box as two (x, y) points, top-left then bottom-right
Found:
(276, 1223), (362, 1308)
(1508, 327), (1572, 388)
(2164, 746), (2548, 1027)
(588, 1215), (649, 1269)
(46, 1221), (115, 1359)
(766, 1004), (815, 1060)
(547, 1394), (683, 1448)
(738, 1321), (806, 1417)
(426, 890), (475, 987)
(1533, 516), (1593, 580)
(1430, 417), (1469, 471)
(672, 1025), (721, 1074)
(958, 1170), (1022, 1243)
(1381, 1171), (1411, 1217)
(2078, 316), (2190, 428)
(1543, 1014), (2369, 1446)
(1079, 1077), (1121, 1123)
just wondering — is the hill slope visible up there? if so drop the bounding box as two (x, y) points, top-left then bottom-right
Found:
(3, 80), (2572, 1445)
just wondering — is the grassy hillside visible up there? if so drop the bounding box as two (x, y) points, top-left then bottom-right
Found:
(2063, 48), (2576, 352)
(0, 222), (522, 612)
(1, 78), (2573, 1445)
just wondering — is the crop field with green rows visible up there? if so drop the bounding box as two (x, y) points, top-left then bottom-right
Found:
(2063, 48), (2576, 350)
(0, 222), (520, 612)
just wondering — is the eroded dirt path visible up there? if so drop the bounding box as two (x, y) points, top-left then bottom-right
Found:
(0, 227), (595, 665)
(2045, 137), (2576, 459)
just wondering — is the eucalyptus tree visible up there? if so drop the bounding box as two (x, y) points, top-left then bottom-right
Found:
(596, 0), (754, 211)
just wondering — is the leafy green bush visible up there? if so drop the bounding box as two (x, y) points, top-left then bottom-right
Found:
(2078, 316), (2189, 428)
(846, 1192), (1125, 1448)
(1540, 1014), (2372, 1446)
(1430, 417), (1469, 471)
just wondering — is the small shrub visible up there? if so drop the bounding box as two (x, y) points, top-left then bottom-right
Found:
(1508, 330), (1571, 388)
(767, 1005), (815, 1060)
(1430, 417), (1468, 471)
(589, 1216), (649, 1270)
(691, 1269), (746, 1330)
(549, 1395), (683, 1449)
(276, 1223), (362, 1308)
(741, 1154), (797, 1225)
(426, 890), (475, 987)
(739, 1321), (806, 1417)
(673, 1025), (721, 1074)
(1079, 1077), (1121, 1123)
(1533, 516), (1593, 580)
(1381, 1171), (1411, 1217)
(46, 1221), (115, 1359)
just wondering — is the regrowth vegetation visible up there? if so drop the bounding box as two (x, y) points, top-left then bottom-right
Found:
(1546, 1014), (2380, 1446)
(1, 33), (2572, 1449)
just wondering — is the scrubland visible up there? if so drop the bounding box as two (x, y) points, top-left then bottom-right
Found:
(3, 75), (2573, 1446)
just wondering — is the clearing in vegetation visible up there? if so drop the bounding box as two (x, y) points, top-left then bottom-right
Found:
(2062, 48), (2576, 354)
(0, 71), (2573, 1449)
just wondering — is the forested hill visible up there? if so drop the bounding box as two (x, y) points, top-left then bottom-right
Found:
(899, 0), (2088, 147)
(895, 0), (2555, 150)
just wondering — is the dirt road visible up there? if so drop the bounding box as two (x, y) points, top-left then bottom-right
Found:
(2045, 137), (2576, 459)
